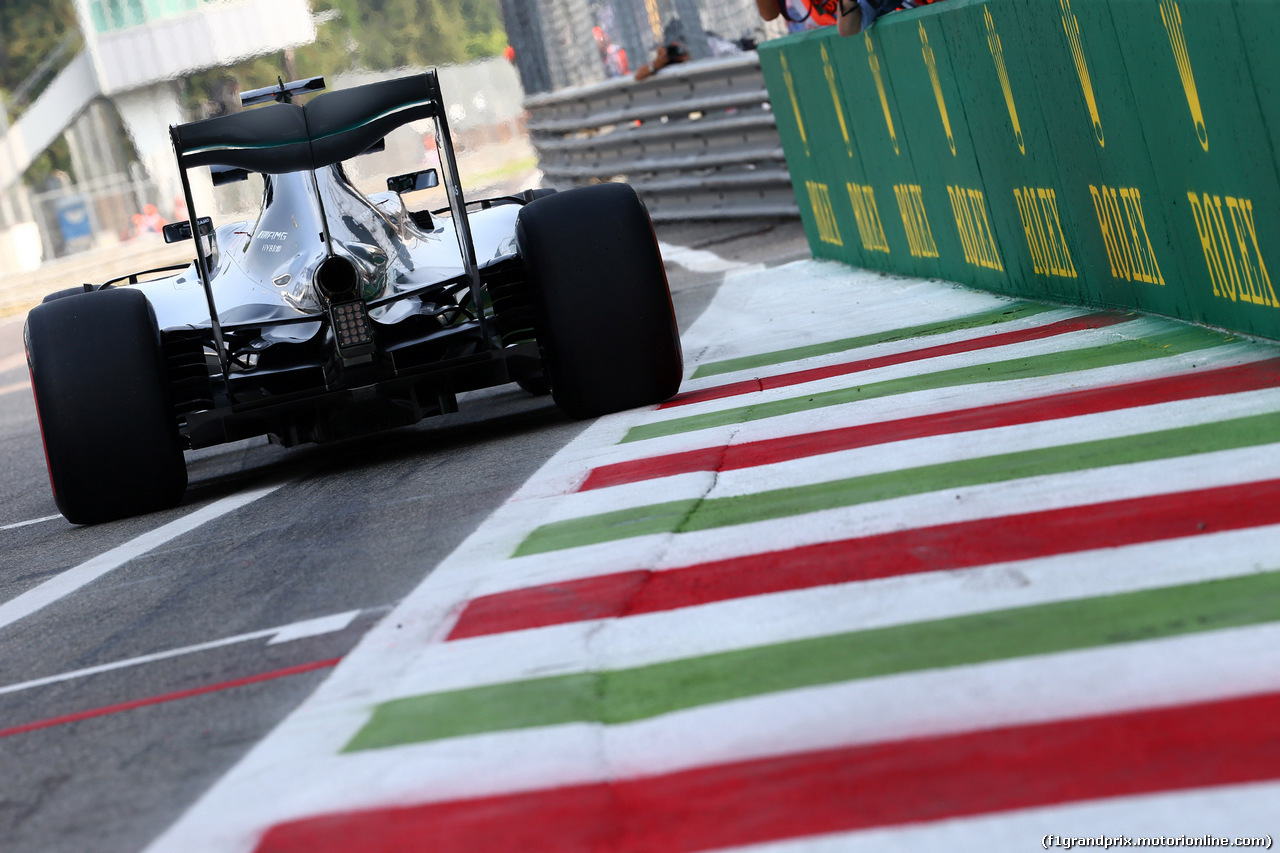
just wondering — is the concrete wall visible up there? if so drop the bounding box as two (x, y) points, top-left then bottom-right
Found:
(759, 0), (1280, 342)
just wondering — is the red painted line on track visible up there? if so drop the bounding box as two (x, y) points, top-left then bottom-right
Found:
(659, 312), (1129, 409)
(584, 357), (1280, 491)
(0, 658), (340, 739)
(450, 478), (1280, 640)
(255, 690), (1280, 853)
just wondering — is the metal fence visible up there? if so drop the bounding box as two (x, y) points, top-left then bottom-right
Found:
(28, 167), (166, 260)
(500, 0), (787, 94)
(527, 52), (797, 221)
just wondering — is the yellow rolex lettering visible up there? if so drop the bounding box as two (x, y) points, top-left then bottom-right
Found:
(1117, 189), (1151, 282)
(1090, 185), (1164, 286)
(986, 7), (1024, 155)
(1187, 192), (1227, 298)
(1042, 188), (1077, 278)
(848, 183), (890, 253)
(1226, 197), (1268, 305)
(1028, 189), (1056, 273)
(821, 44), (854, 159)
(920, 23), (955, 156)
(895, 184), (939, 259)
(949, 186), (979, 265)
(781, 53), (809, 158)
(1014, 189), (1048, 275)
(807, 181), (843, 247)
(1089, 185), (1128, 280)
(1235, 198), (1279, 307)
(1104, 187), (1139, 281)
(866, 34), (899, 156)
(1060, 0), (1104, 147)
(1015, 187), (1075, 278)
(895, 185), (922, 257)
(972, 188), (1004, 271)
(1208, 195), (1242, 301)
(1184, 190), (1280, 306)
(1160, 0), (1208, 151)
(1118, 188), (1164, 286)
(950, 186), (1002, 271)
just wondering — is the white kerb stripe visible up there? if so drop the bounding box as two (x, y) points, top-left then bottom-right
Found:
(0, 480), (288, 632)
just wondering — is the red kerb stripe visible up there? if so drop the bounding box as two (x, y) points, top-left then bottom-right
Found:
(659, 312), (1129, 409)
(450, 478), (1280, 640)
(255, 690), (1280, 853)
(583, 358), (1280, 491)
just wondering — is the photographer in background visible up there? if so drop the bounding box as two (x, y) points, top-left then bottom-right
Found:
(635, 19), (691, 80)
(635, 18), (745, 80)
(634, 41), (687, 80)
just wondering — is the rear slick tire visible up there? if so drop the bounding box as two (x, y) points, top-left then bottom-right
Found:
(515, 183), (682, 419)
(25, 288), (187, 524)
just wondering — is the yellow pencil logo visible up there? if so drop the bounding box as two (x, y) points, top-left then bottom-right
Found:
(985, 7), (1024, 155)
(920, 23), (955, 156)
(822, 43), (854, 158)
(866, 33), (899, 156)
(1161, 0), (1208, 151)
(781, 53), (809, 158)
(644, 0), (662, 40)
(1060, 0), (1104, 147)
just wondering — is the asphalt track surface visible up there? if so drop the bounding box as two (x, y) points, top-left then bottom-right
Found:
(0, 218), (812, 853)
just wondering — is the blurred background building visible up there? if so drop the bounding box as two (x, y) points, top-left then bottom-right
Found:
(500, 0), (784, 93)
(0, 0), (782, 273)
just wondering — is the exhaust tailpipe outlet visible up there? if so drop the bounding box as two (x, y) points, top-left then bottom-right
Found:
(315, 255), (360, 302)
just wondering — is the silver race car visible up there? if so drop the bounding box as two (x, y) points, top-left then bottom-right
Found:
(25, 73), (682, 524)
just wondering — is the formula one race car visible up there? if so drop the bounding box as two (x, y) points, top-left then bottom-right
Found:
(25, 73), (682, 524)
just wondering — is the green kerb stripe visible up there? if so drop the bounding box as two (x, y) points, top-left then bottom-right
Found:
(691, 302), (1055, 379)
(635, 327), (1234, 445)
(519, 409), (1280, 556)
(344, 570), (1280, 751)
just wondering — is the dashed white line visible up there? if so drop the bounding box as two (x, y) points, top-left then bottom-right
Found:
(0, 609), (365, 698)
(2, 514), (62, 531)
(0, 479), (290, 633)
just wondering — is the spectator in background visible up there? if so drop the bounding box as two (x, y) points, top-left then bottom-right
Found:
(756, 0), (837, 32)
(756, 0), (946, 37)
(836, 0), (947, 36)
(594, 26), (629, 77)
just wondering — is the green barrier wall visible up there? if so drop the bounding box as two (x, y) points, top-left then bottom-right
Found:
(759, 0), (1280, 341)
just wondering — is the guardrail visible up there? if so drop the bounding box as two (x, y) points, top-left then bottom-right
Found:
(525, 53), (799, 221)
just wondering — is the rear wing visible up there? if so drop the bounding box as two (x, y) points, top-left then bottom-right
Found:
(167, 70), (484, 388)
(171, 73), (440, 174)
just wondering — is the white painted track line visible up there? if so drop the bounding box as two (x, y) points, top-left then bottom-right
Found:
(1, 514), (62, 531)
(0, 609), (364, 698)
(0, 480), (289, 632)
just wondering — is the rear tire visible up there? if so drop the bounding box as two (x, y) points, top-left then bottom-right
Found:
(25, 288), (187, 524)
(515, 183), (682, 419)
